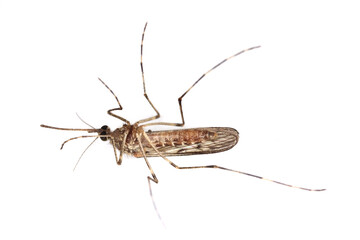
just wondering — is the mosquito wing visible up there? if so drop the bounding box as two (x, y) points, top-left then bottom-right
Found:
(133, 127), (239, 158)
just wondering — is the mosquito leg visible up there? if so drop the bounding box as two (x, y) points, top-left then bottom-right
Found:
(141, 130), (325, 192)
(97, 77), (130, 124)
(136, 133), (164, 223)
(107, 108), (130, 124)
(136, 22), (161, 125)
(115, 131), (129, 166)
(141, 46), (261, 128)
(109, 136), (120, 165)
(175, 165), (325, 191)
(136, 133), (159, 184)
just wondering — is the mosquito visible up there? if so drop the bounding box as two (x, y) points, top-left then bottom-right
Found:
(41, 23), (325, 220)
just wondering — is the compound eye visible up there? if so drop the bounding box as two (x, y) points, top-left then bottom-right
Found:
(101, 125), (108, 130)
(100, 131), (108, 141)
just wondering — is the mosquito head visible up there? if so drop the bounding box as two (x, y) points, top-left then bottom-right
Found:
(99, 125), (111, 141)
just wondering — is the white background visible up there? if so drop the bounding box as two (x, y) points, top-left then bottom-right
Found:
(1, 0), (359, 239)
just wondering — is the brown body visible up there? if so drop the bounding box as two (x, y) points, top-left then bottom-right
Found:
(113, 127), (239, 158)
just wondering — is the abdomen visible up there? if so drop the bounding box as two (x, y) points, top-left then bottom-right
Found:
(133, 127), (239, 158)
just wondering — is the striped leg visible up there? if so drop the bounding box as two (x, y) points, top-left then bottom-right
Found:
(136, 133), (165, 225)
(141, 129), (325, 192)
(97, 77), (130, 125)
(136, 22), (161, 125)
(142, 46), (261, 128)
